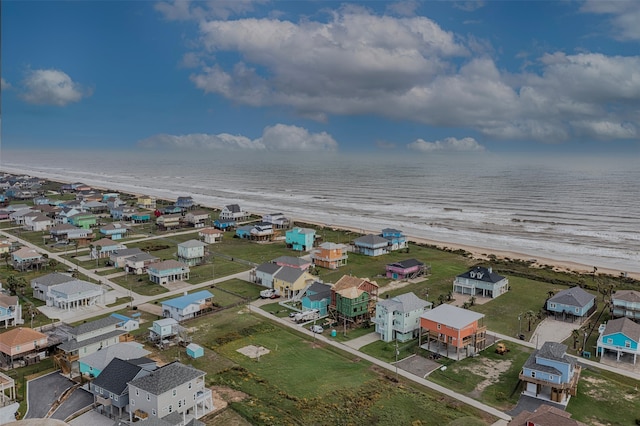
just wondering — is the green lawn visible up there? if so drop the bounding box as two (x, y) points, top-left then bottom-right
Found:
(360, 338), (422, 363)
(214, 279), (263, 300)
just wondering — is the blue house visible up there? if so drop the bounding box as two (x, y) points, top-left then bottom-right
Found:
(301, 282), (332, 316)
(214, 218), (236, 230)
(519, 341), (581, 405)
(236, 225), (253, 239)
(162, 205), (183, 214)
(161, 290), (214, 322)
(286, 227), (316, 251)
(353, 234), (389, 256)
(596, 317), (640, 364)
(99, 222), (129, 240)
(176, 196), (195, 209)
(546, 287), (596, 323)
(381, 228), (407, 251)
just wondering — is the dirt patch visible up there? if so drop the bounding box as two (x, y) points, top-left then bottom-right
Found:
(137, 302), (163, 316)
(460, 358), (512, 396)
(236, 344), (270, 359)
(582, 376), (610, 400)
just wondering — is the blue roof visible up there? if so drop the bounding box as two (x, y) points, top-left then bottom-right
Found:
(111, 313), (132, 322)
(162, 290), (213, 310)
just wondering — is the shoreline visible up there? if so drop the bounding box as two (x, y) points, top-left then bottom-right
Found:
(5, 168), (639, 280)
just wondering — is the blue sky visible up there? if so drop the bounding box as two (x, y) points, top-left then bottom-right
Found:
(2, 0), (639, 154)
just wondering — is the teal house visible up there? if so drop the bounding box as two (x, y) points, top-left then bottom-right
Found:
(546, 286), (595, 323)
(301, 282), (332, 316)
(131, 211), (151, 223)
(186, 343), (204, 359)
(286, 227), (315, 251)
(596, 317), (640, 364)
(79, 341), (151, 378)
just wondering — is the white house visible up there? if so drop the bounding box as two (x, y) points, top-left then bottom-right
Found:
(0, 294), (22, 328)
(374, 292), (432, 342)
(46, 279), (104, 310)
(161, 290), (214, 322)
(453, 266), (509, 299)
(198, 228), (223, 244)
(219, 204), (249, 221)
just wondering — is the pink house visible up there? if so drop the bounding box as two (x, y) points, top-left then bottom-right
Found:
(386, 259), (429, 280)
(0, 327), (48, 365)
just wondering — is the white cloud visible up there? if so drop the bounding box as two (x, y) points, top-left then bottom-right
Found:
(453, 1), (485, 12)
(179, 8), (640, 143)
(1, 78), (11, 90)
(20, 69), (91, 106)
(581, 0), (640, 41)
(155, 0), (268, 21)
(138, 124), (338, 151)
(386, 1), (420, 17)
(407, 137), (485, 152)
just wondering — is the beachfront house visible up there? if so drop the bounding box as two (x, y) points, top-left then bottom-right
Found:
(0, 327), (48, 367)
(262, 212), (290, 229)
(453, 266), (509, 299)
(156, 213), (183, 231)
(0, 294), (22, 328)
(419, 304), (486, 360)
(177, 240), (207, 266)
(147, 260), (190, 285)
(300, 282), (332, 317)
(127, 361), (214, 423)
(79, 341), (151, 378)
(91, 357), (154, 419)
(99, 222), (129, 240)
(198, 228), (223, 244)
(176, 196), (195, 210)
(546, 287), (596, 323)
(184, 210), (210, 228)
(161, 290), (214, 322)
(111, 206), (137, 221)
(130, 211), (151, 223)
(12, 247), (44, 271)
(285, 227), (316, 251)
(310, 242), (349, 270)
(329, 275), (379, 325)
(385, 259), (428, 280)
(596, 317), (640, 364)
(375, 292), (432, 343)
(611, 290), (640, 322)
(162, 205), (182, 215)
(235, 222), (274, 241)
(220, 204), (249, 221)
(381, 228), (407, 251)
(353, 234), (390, 256)
(137, 195), (156, 209)
(519, 341), (581, 405)
(273, 267), (316, 299)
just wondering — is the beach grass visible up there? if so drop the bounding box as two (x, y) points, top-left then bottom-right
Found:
(214, 279), (263, 300)
(359, 338), (422, 363)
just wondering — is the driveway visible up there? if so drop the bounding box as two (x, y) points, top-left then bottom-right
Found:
(51, 388), (93, 421)
(68, 409), (121, 426)
(25, 372), (75, 419)
(529, 318), (579, 345)
(343, 332), (379, 350)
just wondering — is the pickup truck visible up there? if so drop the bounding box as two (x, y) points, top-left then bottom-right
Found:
(259, 289), (280, 299)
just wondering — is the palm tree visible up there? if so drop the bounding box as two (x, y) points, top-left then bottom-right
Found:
(25, 302), (37, 328)
(469, 296), (477, 307)
(571, 329), (581, 350)
(95, 245), (102, 268)
(49, 258), (58, 271)
(523, 310), (536, 332)
(6, 275), (18, 295)
(16, 277), (27, 295)
(446, 290), (453, 301)
(437, 294), (446, 305)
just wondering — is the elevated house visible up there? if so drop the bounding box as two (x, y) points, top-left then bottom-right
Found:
(519, 341), (581, 405)
(137, 195), (156, 210)
(49, 223), (80, 242)
(219, 204), (249, 221)
(285, 227), (316, 251)
(68, 212), (97, 229)
(92, 237), (126, 258)
(148, 318), (179, 343)
(0, 294), (22, 328)
(161, 290), (214, 322)
(213, 218), (236, 231)
(162, 205), (183, 215)
(91, 357), (154, 419)
(55, 316), (127, 376)
(67, 227), (95, 247)
(128, 361), (214, 423)
(310, 242), (348, 270)
(45, 279), (104, 310)
(353, 234), (390, 257)
(184, 210), (210, 228)
(453, 266), (509, 299)
(509, 405), (587, 426)
(177, 240), (207, 266)
(272, 255), (312, 271)
(262, 212), (290, 229)
(111, 313), (141, 332)
(546, 287), (596, 323)
(198, 228), (223, 244)
(329, 275), (379, 325)
(419, 304), (486, 360)
(23, 212), (53, 231)
(596, 317), (640, 364)
(375, 292), (432, 342)
(381, 228), (407, 251)
(235, 222), (274, 242)
(611, 290), (640, 322)
(110, 247), (145, 268)
(176, 196), (195, 210)
(0, 327), (48, 368)
(124, 253), (160, 275)
(111, 206), (137, 221)
(301, 282), (332, 317)
(100, 222), (129, 240)
(12, 247), (44, 271)
(79, 341), (151, 378)
(130, 211), (152, 223)
(156, 213), (183, 231)
(147, 260), (190, 285)
(31, 273), (76, 302)
(273, 267), (316, 299)
(385, 259), (428, 280)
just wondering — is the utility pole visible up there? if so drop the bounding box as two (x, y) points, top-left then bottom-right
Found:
(395, 339), (400, 382)
(518, 313), (522, 338)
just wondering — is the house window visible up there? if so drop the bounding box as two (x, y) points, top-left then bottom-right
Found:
(549, 375), (554, 381)
(178, 400), (182, 408)
(172, 389), (177, 397)
(437, 324), (441, 330)
(188, 382), (192, 389)
(531, 371), (536, 378)
(625, 341), (631, 348)
(147, 393), (150, 401)
(16, 345), (20, 351)
(607, 338), (613, 344)
(152, 409), (156, 416)
(131, 400), (135, 406)
(168, 405), (173, 413)
(136, 389), (139, 396)
(549, 303), (556, 309)
(95, 386), (101, 394)
(575, 307), (579, 313)
(110, 393), (114, 399)
(114, 395), (118, 402)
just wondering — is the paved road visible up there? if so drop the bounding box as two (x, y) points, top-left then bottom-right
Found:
(50, 388), (93, 421)
(25, 372), (74, 419)
(248, 302), (512, 422)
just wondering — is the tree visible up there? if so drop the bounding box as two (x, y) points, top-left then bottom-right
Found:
(25, 302), (37, 328)
(1, 252), (11, 269)
(469, 296), (476, 307)
(95, 245), (102, 268)
(547, 290), (555, 300)
(73, 240), (79, 256)
(571, 329), (581, 350)
(523, 310), (536, 332)
(446, 290), (453, 301)
(6, 275), (18, 295)
(437, 294), (446, 305)
(49, 258), (59, 272)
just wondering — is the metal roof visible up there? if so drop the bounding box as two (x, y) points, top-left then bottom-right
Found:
(420, 304), (484, 329)
(162, 290), (213, 310)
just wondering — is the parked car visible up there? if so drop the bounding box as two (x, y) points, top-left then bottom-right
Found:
(310, 325), (324, 334)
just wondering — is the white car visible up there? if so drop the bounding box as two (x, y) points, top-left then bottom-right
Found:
(310, 325), (324, 334)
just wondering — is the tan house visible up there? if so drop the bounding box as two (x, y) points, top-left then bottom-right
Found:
(198, 228), (223, 244)
(184, 210), (210, 228)
(0, 327), (47, 366)
(310, 242), (348, 270)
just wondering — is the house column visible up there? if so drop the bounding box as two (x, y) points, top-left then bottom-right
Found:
(617, 350), (621, 361)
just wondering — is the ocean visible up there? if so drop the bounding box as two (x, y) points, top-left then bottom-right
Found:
(1, 149), (639, 274)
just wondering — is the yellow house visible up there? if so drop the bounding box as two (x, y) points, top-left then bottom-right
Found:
(0, 242), (10, 254)
(137, 195), (156, 209)
(273, 266), (316, 299)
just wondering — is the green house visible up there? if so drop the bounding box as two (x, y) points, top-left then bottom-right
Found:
(68, 212), (97, 229)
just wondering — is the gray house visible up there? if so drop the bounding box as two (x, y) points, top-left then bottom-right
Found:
(128, 361), (214, 423)
(92, 357), (153, 418)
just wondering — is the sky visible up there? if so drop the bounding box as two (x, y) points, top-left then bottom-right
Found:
(1, 0), (639, 154)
